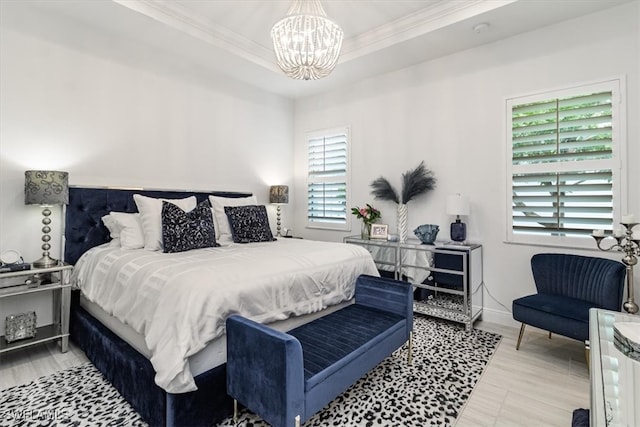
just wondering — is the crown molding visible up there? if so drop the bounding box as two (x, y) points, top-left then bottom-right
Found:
(340, 0), (517, 62)
(112, 0), (279, 72)
(112, 0), (517, 74)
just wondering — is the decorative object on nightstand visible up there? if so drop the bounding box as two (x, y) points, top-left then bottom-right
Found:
(5, 311), (37, 343)
(413, 224), (439, 245)
(370, 161), (437, 243)
(271, 0), (343, 80)
(269, 185), (289, 237)
(592, 213), (639, 314)
(446, 193), (469, 243)
(351, 204), (381, 240)
(0, 249), (30, 272)
(25, 170), (69, 268)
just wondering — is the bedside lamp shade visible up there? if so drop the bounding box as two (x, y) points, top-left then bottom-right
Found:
(269, 185), (289, 205)
(25, 171), (69, 206)
(446, 194), (469, 242)
(269, 185), (289, 237)
(24, 170), (69, 268)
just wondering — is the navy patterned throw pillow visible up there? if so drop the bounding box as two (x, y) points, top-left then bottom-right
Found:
(224, 205), (275, 243)
(162, 201), (219, 253)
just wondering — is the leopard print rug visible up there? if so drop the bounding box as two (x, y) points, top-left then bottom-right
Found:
(0, 363), (144, 427)
(0, 316), (500, 427)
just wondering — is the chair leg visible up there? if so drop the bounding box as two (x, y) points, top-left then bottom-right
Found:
(516, 323), (526, 350)
(548, 331), (552, 339)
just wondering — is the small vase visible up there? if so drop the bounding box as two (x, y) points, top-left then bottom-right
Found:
(361, 222), (371, 240)
(397, 203), (408, 242)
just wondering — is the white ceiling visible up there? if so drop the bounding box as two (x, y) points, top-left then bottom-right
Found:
(1, 0), (631, 99)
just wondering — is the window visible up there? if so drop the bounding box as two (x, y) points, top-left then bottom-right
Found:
(506, 79), (625, 246)
(307, 127), (350, 230)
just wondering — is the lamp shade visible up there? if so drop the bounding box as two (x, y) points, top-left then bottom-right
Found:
(446, 194), (469, 216)
(269, 185), (289, 204)
(25, 170), (69, 206)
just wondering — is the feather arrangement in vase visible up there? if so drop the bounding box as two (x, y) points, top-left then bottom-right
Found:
(370, 161), (436, 242)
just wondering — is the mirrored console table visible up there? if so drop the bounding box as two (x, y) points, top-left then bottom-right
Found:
(343, 236), (483, 331)
(590, 308), (640, 426)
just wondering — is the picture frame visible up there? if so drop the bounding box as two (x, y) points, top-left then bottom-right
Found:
(370, 224), (388, 239)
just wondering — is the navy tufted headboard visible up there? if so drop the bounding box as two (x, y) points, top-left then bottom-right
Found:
(64, 186), (253, 265)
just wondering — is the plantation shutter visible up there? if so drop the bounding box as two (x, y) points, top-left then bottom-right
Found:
(307, 129), (348, 228)
(510, 87), (617, 237)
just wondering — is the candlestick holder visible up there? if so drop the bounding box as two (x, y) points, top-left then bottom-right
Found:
(592, 222), (640, 314)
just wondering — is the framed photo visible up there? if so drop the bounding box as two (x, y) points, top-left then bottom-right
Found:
(370, 224), (388, 239)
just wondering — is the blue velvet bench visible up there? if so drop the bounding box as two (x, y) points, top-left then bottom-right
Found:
(226, 274), (413, 427)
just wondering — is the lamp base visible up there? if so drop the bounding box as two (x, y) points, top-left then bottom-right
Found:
(450, 220), (467, 242)
(32, 255), (59, 269)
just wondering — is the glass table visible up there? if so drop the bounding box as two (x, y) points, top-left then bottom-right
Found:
(589, 308), (640, 426)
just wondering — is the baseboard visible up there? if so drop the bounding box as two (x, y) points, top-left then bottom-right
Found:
(478, 307), (520, 328)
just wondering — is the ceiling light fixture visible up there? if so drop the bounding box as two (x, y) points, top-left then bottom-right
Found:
(271, 0), (344, 80)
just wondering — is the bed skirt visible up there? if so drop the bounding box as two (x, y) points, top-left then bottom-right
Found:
(70, 296), (232, 427)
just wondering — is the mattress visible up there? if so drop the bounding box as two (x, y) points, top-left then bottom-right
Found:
(72, 238), (378, 392)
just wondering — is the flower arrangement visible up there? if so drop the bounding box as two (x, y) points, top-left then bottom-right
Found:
(351, 204), (381, 225)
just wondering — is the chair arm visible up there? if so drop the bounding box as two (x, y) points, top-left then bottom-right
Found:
(226, 315), (305, 427)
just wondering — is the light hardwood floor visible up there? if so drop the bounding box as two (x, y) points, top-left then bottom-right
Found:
(0, 320), (589, 426)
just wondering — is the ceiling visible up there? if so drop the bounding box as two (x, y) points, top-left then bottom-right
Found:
(1, 0), (631, 99)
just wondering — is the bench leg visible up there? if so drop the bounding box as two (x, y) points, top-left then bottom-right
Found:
(407, 331), (413, 365)
(233, 399), (238, 425)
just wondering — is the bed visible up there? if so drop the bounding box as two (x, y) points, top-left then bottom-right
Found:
(64, 186), (379, 426)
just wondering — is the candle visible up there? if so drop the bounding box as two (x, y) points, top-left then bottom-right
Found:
(593, 229), (605, 237)
(621, 214), (636, 224)
(613, 228), (624, 238)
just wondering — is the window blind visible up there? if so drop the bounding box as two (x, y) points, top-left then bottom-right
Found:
(307, 130), (348, 227)
(510, 87), (617, 237)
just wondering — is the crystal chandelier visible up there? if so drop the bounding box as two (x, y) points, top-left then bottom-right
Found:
(271, 0), (344, 80)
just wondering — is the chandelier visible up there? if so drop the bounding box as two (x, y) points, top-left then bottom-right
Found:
(270, 0), (344, 80)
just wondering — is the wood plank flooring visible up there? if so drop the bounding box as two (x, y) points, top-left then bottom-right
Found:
(0, 320), (589, 426)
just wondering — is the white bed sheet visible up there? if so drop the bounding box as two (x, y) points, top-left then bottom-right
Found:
(367, 245), (432, 283)
(71, 238), (378, 393)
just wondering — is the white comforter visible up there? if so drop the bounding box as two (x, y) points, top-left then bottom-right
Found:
(71, 238), (378, 393)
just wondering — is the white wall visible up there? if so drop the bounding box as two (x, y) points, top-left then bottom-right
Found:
(293, 3), (640, 326)
(0, 14), (293, 327)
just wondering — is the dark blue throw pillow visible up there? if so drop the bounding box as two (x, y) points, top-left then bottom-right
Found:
(224, 205), (275, 243)
(162, 201), (219, 253)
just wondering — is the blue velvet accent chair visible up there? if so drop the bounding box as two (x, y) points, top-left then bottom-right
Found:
(512, 253), (625, 351)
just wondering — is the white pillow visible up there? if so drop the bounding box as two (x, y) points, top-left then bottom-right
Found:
(209, 195), (257, 245)
(133, 194), (197, 251)
(101, 212), (145, 250)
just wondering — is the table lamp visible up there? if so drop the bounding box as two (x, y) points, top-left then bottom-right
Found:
(269, 185), (289, 237)
(446, 193), (469, 242)
(25, 170), (69, 268)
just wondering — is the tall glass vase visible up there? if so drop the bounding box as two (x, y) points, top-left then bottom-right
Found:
(361, 222), (371, 240)
(397, 203), (408, 242)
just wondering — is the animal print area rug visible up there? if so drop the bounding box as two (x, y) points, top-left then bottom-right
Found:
(0, 316), (500, 427)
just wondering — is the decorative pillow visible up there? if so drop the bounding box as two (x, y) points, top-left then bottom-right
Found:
(133, 194), (197, 251)
(162, 201), (219, 253)
(224, 205), (275, 244)
(101, 212), (144, 249)
(209, 195), (257, 245)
